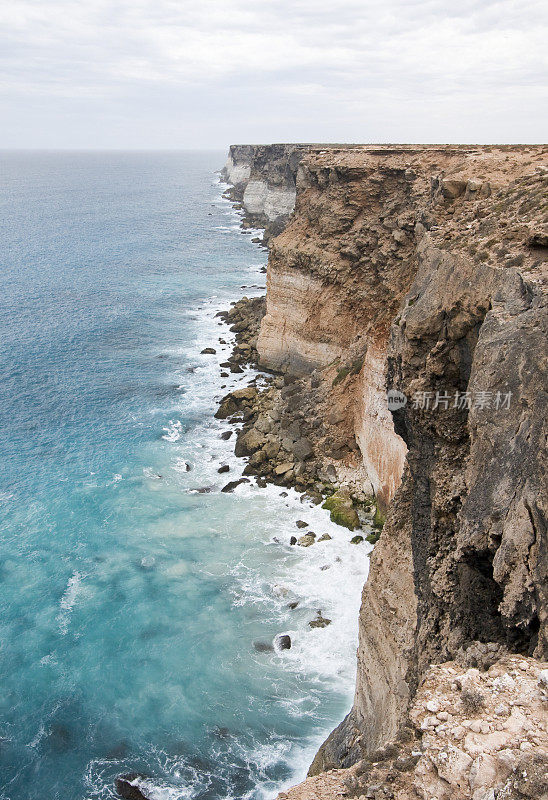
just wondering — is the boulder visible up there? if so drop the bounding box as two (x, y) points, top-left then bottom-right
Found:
(248, 449), (267, 467)
(221, 478), (250, 493)
(255, 416), (273, 434)
(292, 438), (314, 460)
(115, 775), (152, 800)
(298, 533), (316, 547)
(441, 178), (467, 199)
(234, 428), (266, 457)
(275, 634), (292, 650)
(274, 462), (294, 476)
(322, 491), (360, 530)
(528, 226), (548, 248)
(215, 397), (237, 419)
(309, 613), (332, 629)
(231, 386), (258, 402)
(301, 489), (323, 505)
(262, 439), (281, 459)
(201, 347), (216, 355)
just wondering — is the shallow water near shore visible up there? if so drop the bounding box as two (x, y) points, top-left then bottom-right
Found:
(0, 151), (370, 800)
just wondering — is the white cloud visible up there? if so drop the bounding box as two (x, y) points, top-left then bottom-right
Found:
(0, 0), (546, 146)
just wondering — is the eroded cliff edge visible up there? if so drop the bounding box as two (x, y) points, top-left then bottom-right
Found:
(222, 144), (548, 799)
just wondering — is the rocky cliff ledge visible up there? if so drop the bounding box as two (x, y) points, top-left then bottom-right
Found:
(223, 144), (548, 799)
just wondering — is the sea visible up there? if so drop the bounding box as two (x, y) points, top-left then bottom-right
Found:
(0, 151), (370, 800)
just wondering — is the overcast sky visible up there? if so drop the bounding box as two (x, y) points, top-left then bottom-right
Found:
(1, 0), (546, 149)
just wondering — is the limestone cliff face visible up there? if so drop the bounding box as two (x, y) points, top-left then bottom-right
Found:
(221, 144), (307, 240)
(222, 143), (548, 796)
(261, 145), (546, 778)
(257, 147), (471, 508)
(221, 144), (364, 242)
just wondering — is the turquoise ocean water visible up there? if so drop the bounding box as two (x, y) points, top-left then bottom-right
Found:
(0, 152), (369, 800)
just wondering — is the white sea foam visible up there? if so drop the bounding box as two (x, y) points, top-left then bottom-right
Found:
(57, 571), (84, 635)
(229, 481), (371, 686)
(162, 419), (184, 442)
(124, 180), (371, 800)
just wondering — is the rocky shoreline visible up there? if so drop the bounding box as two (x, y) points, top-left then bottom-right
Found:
(212, 293), (383, 542)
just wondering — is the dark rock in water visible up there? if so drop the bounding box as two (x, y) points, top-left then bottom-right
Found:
(289, 536), (297, 545)
(288, 601), (299, 610)
(217, 465), (230, 474)
(220, 371), (229, 377)
(115, 775), (152, 800)
(230, 364), (244, 373)
(279, 491), (288, 498)
(195, 486), (213, 494)
(253, 640), (275, 652)
(221, 478), (250, 493)
(350, 535), (364, 544)
(275, 634), (292, 650)
(309, 613), (331, 629)
(220, 430), (233, 440)
(201, 347), (216, 354)
(256, 477), (267, 488)
(296, 520), (308, 529)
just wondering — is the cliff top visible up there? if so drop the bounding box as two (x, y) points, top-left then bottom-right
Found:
(303, 143), (548, 178)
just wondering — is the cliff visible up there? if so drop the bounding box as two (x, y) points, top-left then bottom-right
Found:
(222, 144), (548, 799)
(221, 144), (363, 242)
(220, 144), (307, 241)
